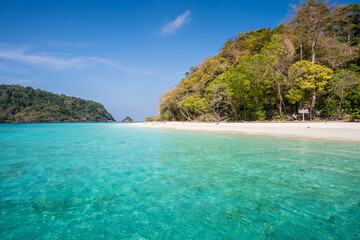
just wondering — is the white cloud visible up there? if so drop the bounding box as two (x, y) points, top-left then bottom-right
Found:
(161, 10), (192, 35)
(0, 46), (152, 75)
(0, 48), (85, 70)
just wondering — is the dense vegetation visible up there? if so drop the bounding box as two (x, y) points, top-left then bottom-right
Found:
(152, 0), (360, 122)
(0, 84), (115, 123)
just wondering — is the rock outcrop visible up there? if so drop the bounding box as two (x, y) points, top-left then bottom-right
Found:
(122, 116), (134, 122)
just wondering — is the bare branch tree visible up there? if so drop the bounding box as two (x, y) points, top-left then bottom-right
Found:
(291, 0), (334, 64)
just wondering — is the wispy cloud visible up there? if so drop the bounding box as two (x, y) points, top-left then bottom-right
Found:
(89, 57), (153, 75)
(48, 41), (91, 48)
(161, 10), (192, 35)
(0, 47), (85, 70)
(0, 46), (152, 75)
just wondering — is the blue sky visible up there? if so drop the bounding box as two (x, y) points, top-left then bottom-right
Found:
(0, 0), (355, 120)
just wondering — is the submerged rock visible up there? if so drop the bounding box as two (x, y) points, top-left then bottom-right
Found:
(122, 116), (134, 122)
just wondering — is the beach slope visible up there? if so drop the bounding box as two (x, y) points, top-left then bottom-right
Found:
(128, 122), (360, 142)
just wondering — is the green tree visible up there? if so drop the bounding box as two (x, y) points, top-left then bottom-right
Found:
(205, 79), (235, 121)
(179, 95), (210, 121)
(333, 4), (360, 53)
(287, 61), (333, 120)
(238, 54), (274, 120)
(262, 34), (295, 115)
(219, 69), (251, 120)
(331, 69), (360, 117)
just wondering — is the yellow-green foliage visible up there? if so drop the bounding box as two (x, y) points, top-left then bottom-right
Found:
(287, 61), (333, 103)
(180, 95), (210, 115)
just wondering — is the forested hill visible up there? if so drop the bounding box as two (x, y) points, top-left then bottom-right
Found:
(154, 1), (360, 122)
(0, 85), (115, 123)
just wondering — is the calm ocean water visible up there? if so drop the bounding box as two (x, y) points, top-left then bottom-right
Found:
(0, 123), (359, 239)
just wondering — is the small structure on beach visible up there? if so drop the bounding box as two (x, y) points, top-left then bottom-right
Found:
(298, 109), (309, 121)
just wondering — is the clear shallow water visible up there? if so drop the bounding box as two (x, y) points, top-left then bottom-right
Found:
(0, 123), (359, 239)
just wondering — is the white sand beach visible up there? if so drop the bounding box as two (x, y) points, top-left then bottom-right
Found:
(128, 121), (360, 142)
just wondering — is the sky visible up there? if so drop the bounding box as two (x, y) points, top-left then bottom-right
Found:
(0, 0), (356, 121)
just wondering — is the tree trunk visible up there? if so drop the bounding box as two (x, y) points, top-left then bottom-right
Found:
(300, 42), (303, 61)
(277, 83), (283, 115)
(179, 107), (192, 121)
(310, 91), (316, 120)
(311, 40), (316, 64)
(338, 89), (344, 118)
(348, 32), (352, 55)
(338, 99), (343, 119)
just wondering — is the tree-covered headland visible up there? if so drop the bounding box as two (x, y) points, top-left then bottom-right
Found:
(0, 84), (115, 123)
(151, 0), (360, 122)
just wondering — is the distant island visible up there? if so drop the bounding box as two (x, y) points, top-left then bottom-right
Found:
(149, 1), (360, 122)
(0, 84), (115, 123)
(122, 116), (134, 122)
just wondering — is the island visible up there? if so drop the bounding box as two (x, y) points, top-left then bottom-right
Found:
(148, 2), (360, 123)
(122, 116), (134, 122)
(0, 84), (115, 123)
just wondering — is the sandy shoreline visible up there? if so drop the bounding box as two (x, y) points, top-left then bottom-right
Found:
(127, 121), (360, 142)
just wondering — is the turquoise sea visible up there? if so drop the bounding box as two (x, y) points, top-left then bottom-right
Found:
(0, 123), (359, 239)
